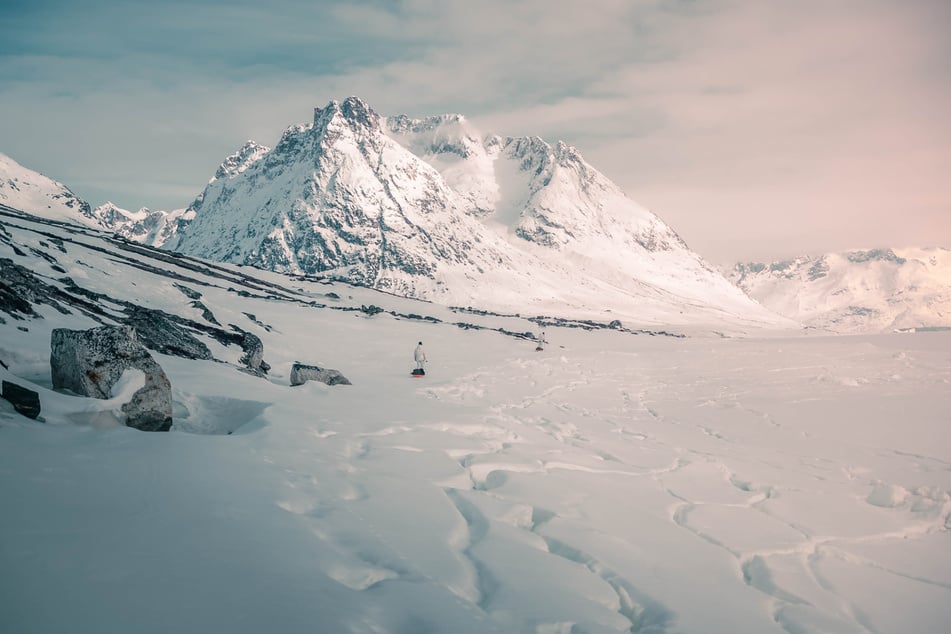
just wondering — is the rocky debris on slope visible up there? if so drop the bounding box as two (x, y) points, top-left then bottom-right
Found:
(50, 326), (173, 431)
(1, 380), (41, 419)
(242, 312), (272, 331)
(3, 215), (274, 373)
(124, 306), (213, 360)
(0, 257), (71, 319)
(173, 284), (221, 325)
(290, 362), (351, 386)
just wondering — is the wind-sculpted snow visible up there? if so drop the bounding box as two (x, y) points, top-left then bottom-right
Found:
(1, 204), (950, 633)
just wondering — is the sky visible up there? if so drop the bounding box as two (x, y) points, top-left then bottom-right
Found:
(1, 0), (949, 264)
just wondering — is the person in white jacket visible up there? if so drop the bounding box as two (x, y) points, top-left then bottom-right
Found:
(414, 341), (427, 371)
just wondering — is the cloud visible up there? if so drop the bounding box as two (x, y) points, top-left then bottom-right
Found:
(0, 0), (948, 262)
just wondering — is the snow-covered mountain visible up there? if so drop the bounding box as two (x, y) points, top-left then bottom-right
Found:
(0, 152), (98, 227)
(91, 202), (189, 247)
(730, 247), (951, 332)
(165, 97), (785, 328)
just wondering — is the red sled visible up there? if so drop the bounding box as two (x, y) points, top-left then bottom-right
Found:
(411, 368), (426, 377)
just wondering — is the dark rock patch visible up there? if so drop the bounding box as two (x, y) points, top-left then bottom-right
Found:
(232, 325), (270, 375)
(123, 306), (213, 360)
(1, 380), (41, 419)
(173, 283), (203, 300)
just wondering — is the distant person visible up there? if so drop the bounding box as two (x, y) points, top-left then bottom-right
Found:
(536, 331), (547, 352)
(414, 341), (427, 372)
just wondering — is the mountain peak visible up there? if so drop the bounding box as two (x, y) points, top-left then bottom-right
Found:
(214, 140), (270, 181)
(160, 98), (784, 326)
(312, 97), (381, 135)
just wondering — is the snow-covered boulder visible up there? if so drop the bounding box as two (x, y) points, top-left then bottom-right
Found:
(289, 362), (351, 387)
(50, 326), (173, 431)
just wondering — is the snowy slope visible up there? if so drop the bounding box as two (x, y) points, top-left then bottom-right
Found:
(0, 152), (98, 227)
(730, 247), (951, 332)
(91, 202), (189, 247)
(385, 114), (744, 314)
(165, 97), (788, 329)
(2, 208), (950, 634)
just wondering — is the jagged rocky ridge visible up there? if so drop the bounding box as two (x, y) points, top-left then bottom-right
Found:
(163, 97), (786, 327)
(91, 202), (190, 247)
(730, 247), (951, 332)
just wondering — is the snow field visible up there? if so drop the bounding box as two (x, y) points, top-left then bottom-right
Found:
(1, 213), (950, 633)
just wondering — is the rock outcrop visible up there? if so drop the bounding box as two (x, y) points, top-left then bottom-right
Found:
(124, 306), (213, 360)
(50, 325), (173, 431)
(0, 257), (69, 319)
(230, 327), (269, 375)
(1, 380), (41, 419)
(290, 362), (351, 387)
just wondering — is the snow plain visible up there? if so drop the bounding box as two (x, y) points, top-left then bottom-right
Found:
(1, 212), (950, 634)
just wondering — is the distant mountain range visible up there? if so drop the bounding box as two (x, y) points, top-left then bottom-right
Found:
(729, 248), (951, 333)
(2, 98), (947, 332)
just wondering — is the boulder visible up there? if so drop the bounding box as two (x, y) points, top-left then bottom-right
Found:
(1, 380), (41, 419)
(50, 325), (173, 431)
(235, 328), (270, 375)
(290, 362), (351, 387)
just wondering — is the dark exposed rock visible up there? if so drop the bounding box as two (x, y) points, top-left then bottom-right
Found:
(527, 315), (684, 338)
(847, 249), (906, 265)
(191, 300), (221, 325)
(0, 258), (44, 318)
(1, 380), (41, 419)
(50, 326), (173, 431)
(173, 283), (203, 300)
(232, 325), (270, 375)
(808, 258), (829, 281)
(123, 306), (213, 360)
(242, 312), (272, 331)
(290, 362), (351, 386)
(360, 304), (384, 316)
